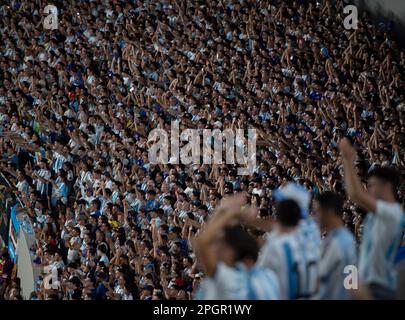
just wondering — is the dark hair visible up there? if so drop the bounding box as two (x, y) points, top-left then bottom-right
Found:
(72, 289), (82, 300)
(368, 166), (400, 193)
(91, 199), (102, 210)
(222, 225), (259, 262)
(170, 226), (182, 236)
(160, 224), (169, 234)
(314, 192), (343, 217)
(97, 244), (107, 254)
(153, 291), (164, 300)
(184, 256), (193, 265)
(275, 199), (301, 227)
(259, 208), (270, 218)
(99, 215), (108, 224)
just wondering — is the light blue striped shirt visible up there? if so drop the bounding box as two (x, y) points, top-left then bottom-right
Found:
(258, 224), (320, 300)
(318, 227), (357, 300)
(52, 152), (66, 172)
(359, 200), (404, 290)
(35, 169), (51, 195)
(196, 262), (280, 300)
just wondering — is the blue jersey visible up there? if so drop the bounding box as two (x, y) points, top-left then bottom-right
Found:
(318, 227), (357, 300)
(359, 200), (404, 290)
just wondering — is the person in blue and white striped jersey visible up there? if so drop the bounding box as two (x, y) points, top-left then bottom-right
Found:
(313, 192), (357, 300)
(51, 171), (69, 207)
(257, 199), (318, 299)
(51, 143), (69, 174)
(339, 138), (405, 299)
(195, 194), (280, 300)
(33, 159), (51, 198)
(258, 183), (321, 298)
(275, 183), (322, 292)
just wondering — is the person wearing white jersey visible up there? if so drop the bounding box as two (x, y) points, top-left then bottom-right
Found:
(239, 182), (321, 299)
(313, 191), (357, 300)
(33, 159), (51, 197)
(273, 183), (322, 250)
(257, 199), (317, 299)
(195, 194), (280, 300)
(339, 138), (405, 299)
(273, 183), (321, 298)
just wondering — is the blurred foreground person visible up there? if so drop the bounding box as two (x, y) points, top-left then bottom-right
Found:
(339, 138), (404, 299)
(195, 194), (280, 300)
(313, 192), (357, 299)
(256, 199), (318, 299)
(246, 183), (320, 299)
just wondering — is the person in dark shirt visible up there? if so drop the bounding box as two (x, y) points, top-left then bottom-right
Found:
(0, 250), (14, 299)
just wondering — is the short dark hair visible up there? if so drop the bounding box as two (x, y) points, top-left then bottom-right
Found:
(314, 192), (343, 217)
(223, 225), (259, 263)
(97, 244), (107, 254)
(368, 166), (400, 193)
(275, 199), (301, 227)
(91, 199), (101, 210)
(170, 226), (182, 236)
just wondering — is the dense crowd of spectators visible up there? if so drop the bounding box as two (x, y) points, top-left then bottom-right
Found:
(0, 0), (404, 299)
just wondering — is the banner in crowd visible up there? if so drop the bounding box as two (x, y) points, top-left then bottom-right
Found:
(8, 204), (21, 263)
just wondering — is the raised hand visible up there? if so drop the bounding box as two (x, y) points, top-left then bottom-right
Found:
(339, 138), (357, 162)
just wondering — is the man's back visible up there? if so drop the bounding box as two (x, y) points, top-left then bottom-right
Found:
(258, 230), (318, 299)
(359, 200), (404, 293)
(318, 227), (357, 300)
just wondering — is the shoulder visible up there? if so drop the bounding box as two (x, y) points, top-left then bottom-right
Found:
(259, 267), (279, 282)
(375, 200), (404, 222)
(328, 231), (351, 255)
(334, 228), (356, 245)
(262, 232), (286, 253)
(214, 262), (238, 279)
(299, 217), (320, 232)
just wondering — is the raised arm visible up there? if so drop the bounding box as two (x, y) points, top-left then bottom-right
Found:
(194, 194), (246, 277)
(339, 138), (376, 213)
